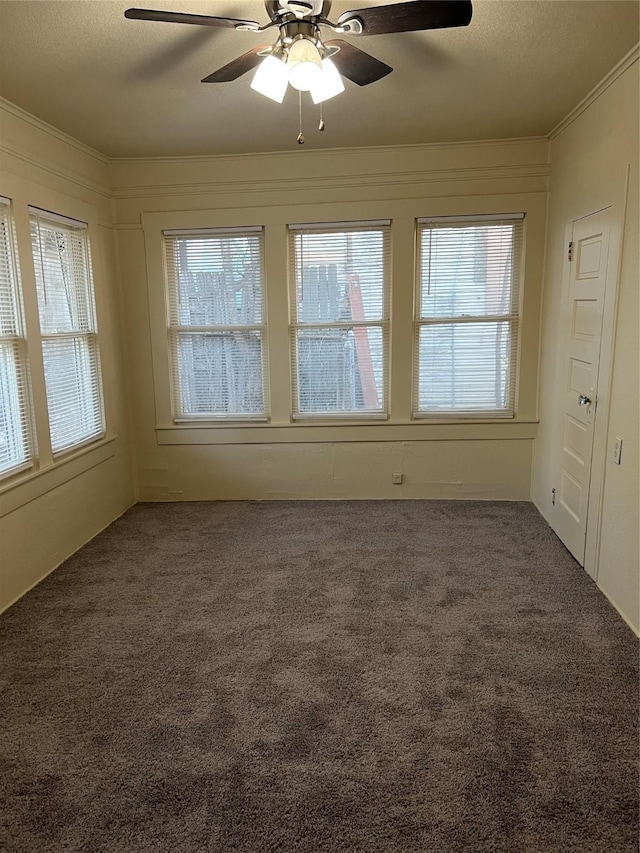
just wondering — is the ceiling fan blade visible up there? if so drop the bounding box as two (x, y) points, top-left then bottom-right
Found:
(338, 0), (472, 35)
(202, 47), (271, 83)
(124, 8), (260, 29)
(325, 40), (392, 86)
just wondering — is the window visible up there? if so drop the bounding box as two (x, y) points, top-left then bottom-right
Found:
(414, 215), (523, 417)
(163, 228), (267, 420)
(30, 208), (104, 454)
(0, 198), (33, 477)
(289, 221), (390, 418)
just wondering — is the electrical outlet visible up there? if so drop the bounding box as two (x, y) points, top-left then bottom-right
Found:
(392, 472), (403, 485)
(613, 437), (623, 465)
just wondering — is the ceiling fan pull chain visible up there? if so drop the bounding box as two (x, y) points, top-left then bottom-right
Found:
(318, 102), (325, 132)
(297, 91), (305, 145)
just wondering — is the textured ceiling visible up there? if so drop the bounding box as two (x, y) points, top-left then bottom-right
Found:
(0, 0), (638, 157)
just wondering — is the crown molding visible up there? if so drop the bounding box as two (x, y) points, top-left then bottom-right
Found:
(110, 136), (549, 168)
(0, 141), (112, 199)
(549, 43), (639, 140)
(0, 94), (549, 175)
(0, 97), (110, 165)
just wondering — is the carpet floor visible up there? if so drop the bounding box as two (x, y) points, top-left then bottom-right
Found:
(0, 500), (638, 852)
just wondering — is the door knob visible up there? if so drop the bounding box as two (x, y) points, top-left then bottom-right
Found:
(578, 394), (592, 406)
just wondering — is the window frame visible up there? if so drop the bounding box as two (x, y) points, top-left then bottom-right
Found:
(0, 173), (115, 513)
(413, 214), (524, 420)
(0, 196), (35, 480)
(29, 206), (106, 456)
(162, 226), (269, 423)
(142, 195), (543, 446)
(288, 220), (391, 421)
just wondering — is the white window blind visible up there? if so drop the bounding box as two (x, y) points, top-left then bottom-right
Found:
(414, 215), (523, 418)
(163, 228), (267, 420)
(289, 221), (390, 418)
(0, 198), (33, 477)
(30, 208), (105, 455)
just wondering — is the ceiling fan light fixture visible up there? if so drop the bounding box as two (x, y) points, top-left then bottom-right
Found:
(310, 57), (345, 104)
(250, 54), (289, 103)
(287, 37), (323, 92)
(126, 0), (474, 132)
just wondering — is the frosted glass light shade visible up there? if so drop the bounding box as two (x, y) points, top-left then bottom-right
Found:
(250, 55), (289, 103)
(310, 58), (345, 104)
(287, 38), (323, 92)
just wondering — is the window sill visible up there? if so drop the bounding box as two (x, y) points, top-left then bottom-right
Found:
(0, 435), (117, 517)
(155, 420), (538, 445)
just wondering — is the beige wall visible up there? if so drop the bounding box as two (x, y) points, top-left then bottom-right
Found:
(111, 138), (549, 502)
(2, 51), (636, 631)
(0, 102), (136, 611)
(533, 57), (639, 633)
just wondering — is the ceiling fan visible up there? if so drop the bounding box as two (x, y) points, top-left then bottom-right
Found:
(125, 1), (473, 106)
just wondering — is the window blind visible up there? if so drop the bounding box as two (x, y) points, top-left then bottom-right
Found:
(414, 215), (523, 418)
(0, 198), (33, 477)
(30, 208), (105, 454)
(163, 228), (267, 420)
(289, 222), (390, 418)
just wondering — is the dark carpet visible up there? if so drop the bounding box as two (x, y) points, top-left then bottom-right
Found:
(0, 500), (638, 852)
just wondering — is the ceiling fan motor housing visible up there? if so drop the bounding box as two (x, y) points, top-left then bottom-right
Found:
(285, 1), (313, 15)
(279, 19), (322, 48)
(267, 1), (331, 21)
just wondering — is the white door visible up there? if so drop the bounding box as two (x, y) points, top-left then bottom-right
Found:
(552, 209), (611, 565)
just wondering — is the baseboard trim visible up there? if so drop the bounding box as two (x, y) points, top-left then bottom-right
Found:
(532, 496), (639, 637)
(0, 500), (136, 614)
(597, 588), (640, 638)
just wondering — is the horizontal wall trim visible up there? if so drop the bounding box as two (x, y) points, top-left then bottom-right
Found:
(549, 43), (639, 140)
(156, 422), (538, 445)
(111, 163), (551, 200)
(120, 187), (548, 229)
(0, 436), (116, 517)
(114, 222), (143, 231)
(0, 141), (112, 200)
(117, 188), (548, 230)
